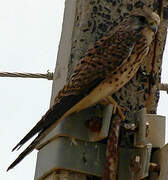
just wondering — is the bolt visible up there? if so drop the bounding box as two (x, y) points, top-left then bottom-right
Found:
(146, 122), (149, 137)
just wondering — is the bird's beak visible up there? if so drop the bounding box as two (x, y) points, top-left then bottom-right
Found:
(150, 23), (158, 34)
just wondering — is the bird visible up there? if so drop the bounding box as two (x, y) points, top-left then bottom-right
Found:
(7, 6), (160, 171)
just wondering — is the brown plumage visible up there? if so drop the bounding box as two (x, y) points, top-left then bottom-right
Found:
(7, 7), (160, 171)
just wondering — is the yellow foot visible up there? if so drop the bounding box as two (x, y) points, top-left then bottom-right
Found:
(106, 96), (126, 120)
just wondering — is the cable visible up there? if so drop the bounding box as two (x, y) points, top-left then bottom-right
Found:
(0, 70), (53, 80)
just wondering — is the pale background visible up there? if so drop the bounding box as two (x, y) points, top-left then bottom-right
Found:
(0, 1), (167, 180)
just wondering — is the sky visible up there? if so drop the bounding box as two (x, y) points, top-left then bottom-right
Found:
(0, 1), (167, 180)
(0, 0), (65, 179)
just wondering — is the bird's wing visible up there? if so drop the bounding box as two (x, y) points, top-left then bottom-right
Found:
(8, 18), (139, 171)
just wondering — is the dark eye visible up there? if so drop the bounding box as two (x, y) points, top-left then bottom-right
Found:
(138, 16), (146, 23)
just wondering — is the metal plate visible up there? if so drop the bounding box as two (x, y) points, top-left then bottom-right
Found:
(146, 114), (166, 148)
(150, 143), (168, 180)
(119, 144), (152, 180)
(35, 137), (106, 180)
(38, 104), (113, 149)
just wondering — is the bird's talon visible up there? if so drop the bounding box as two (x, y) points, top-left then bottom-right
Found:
(113, 105), (117, 114)
(106, 96), (125, 120)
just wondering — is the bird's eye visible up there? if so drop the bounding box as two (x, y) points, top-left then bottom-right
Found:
(138, 16), (146, 23)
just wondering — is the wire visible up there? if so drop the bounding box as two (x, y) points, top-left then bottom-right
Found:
(0, 70), (53, 80)
(158, 83), (168, 93)
(0, 71), (167, 93)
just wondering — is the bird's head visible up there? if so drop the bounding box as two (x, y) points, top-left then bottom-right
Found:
(130, 6), (160, 35)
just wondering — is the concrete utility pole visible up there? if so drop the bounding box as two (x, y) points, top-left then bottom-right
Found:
(34, 0), (168, 180)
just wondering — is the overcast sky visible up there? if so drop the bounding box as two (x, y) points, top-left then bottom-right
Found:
(0, 1), (167, 180)
(0, 1), (65, 179)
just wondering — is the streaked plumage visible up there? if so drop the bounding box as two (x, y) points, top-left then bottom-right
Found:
(7, 7), (160, 171)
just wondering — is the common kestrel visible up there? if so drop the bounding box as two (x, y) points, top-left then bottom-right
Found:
(7, 7), (160, 171)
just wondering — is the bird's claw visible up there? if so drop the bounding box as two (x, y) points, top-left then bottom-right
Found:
(106, 96), (126, 120)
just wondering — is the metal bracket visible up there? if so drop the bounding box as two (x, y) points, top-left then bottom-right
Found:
(35, 138), (152, 180)
(146, 114), (166, 148)
(134, 108), (148, 147)
(150, 143), (168, 180)
(119, 144), (152, 180)
(35, 137), (106, 180)
(118, 109), (152, 179)
(35, 108), (166, 180)
(124, 108), (166, 148)
(38, 104), (113, 149)
(119, 108), (165, 179)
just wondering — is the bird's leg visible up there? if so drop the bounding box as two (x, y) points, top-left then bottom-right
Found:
(106, 96), (126, 120)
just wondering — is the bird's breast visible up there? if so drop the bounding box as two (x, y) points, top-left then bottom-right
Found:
(68, 39), (150, 114)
